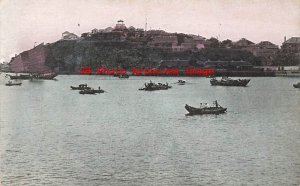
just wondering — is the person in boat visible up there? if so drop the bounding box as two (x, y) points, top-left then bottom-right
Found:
(98, 86), (101, 90)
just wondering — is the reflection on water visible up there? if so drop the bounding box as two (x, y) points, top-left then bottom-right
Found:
(0, 75), (300, 185)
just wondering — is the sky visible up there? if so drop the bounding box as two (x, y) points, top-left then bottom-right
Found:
(0, 0), (299, 62)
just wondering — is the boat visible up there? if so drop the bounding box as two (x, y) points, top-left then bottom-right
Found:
(293, 82), (300, 88)
(71, 84), (91, 90)
(210, 77), (250, 86)
(118, 74), (129, 78)
(5, 81), (22, 86)
(32, 73), (57, 80)
(6, 74), (32, 80)
(79, 88), (105, 95)
(185, 100), (227, 115)
(177, 80), (186, 85)
(6, 72), (57, 80)
(139, 81), (171, 91)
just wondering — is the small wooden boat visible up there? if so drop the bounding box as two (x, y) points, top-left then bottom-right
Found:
(185, 101), (227, 115)
(210, 77), (250, 87)
(177, 80), (186, 85)
(139, 81), (171, 91)
(293, 82), (300, 88)
(118, 74), (129, 78)
(71, 84), (91, 90)
(5, 81), (22, 86)
(79, 88), (105, 94)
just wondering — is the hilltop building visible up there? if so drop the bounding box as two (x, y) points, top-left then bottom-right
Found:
(276, 37), (300, 65)
(0, 62), (10, 71)
(252, 41), (279, 57)
(247, 41), (279, 65)
(113, 20), (128, 32)
(232, 38), (255, 49)
(104, 27), (113, 32)
(281, 37), (300, 54)
(79, 20), (207, 52)
(62, 31), (79, 40)
(149, 35), (178, 51)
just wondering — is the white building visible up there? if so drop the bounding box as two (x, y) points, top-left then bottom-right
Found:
(62, 31), (79, 40)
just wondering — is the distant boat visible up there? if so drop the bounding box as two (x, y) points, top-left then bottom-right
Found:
(118, 74), (129, 78)
(5, 81), (22, 86)
(6, 74), (31, 80)
(71, 84), (91, 90)
(32, 73), (57, 80)
(185, 100), (227, 115)
(293, 82), (300, 88)
(177, 80), (186, 85)
(210, 77), (250, 87)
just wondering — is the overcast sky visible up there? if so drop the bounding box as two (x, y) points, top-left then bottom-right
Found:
(0, 0), (299, 62)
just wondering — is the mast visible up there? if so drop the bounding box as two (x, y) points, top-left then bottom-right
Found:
(145, 17), (148, 36)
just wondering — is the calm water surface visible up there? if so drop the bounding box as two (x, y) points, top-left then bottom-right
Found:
(0, 75), (300, 186)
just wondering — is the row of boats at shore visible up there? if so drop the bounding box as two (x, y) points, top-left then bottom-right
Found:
(3, 73), (57, 86)
(4, 72), (299, 88)
(5, 73), (57, 80)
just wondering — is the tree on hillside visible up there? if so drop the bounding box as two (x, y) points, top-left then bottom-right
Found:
(220, 39), (233, 48)
(204, 37), (220, 48)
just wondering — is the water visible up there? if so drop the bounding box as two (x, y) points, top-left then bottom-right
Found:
(0, 75), (299, 186)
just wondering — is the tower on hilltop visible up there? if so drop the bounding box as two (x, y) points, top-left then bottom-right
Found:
(114, 20), (127, 31)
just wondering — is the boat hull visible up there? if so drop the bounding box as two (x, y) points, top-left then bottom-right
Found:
(70, 86), (91, 90)
(139, 82), (172, 91)
(8, 74), (31, 80)
(7, 73), (57, 80)
(185, 104), (227, 115)
(118, 75), (129, 78)
(79, 89), (104, 94)
(33, 73), (57, 80)
(5, 83), (22, 86)
(293, 84), (300, 88)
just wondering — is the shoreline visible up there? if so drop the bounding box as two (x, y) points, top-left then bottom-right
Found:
(3, 70), (300, 77)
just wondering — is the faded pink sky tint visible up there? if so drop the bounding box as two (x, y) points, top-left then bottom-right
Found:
(0, 0), (299, 62)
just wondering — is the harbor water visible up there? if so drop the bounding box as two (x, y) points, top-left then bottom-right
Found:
(0, 75), (299, 185)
